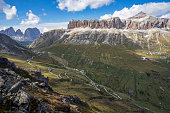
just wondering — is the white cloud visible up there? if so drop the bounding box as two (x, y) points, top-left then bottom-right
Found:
(160, 13), (170, 19)
(3, 6), (17, 20)
(42, 8), (45, 11)
(0, 0), (17, 20)
(43, 27), (49, 32)
(43, 13), (47, 16)
(100, 2), (170, 20)
(57, 0), (113, 11)
(21, 10), (40, 25)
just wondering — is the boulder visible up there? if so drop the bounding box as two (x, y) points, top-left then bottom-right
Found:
(8, 82), (23, 93)
(0, 77), (4, 88)
(18, 90), (31, 106)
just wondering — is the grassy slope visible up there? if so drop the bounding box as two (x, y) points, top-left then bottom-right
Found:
(0, 53), (153, 113)
(40, 44), (170, 113)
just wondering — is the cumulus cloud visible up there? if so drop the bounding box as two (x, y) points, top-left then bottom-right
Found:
(57, 0), (113, 11)
(43, 27), (49, 33)
(100, 2), (170, 20)
(0, 0), (17, 20)
(21, 10), (40, 25)
(160, 13), (170, 19)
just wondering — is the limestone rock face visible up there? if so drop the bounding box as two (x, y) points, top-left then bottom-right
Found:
(68, 17), (125, 29)
(68, 12), (170, 30)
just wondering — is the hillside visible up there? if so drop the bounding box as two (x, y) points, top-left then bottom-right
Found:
(0, 33), (34, 58)
(29, 28), (170, 58)
(39, 44), (170, 112)
(0, 56), (92, 113)
(0, 53), (153, 113)
(28, 12), (170, 113)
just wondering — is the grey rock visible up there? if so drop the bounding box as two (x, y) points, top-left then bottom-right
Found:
(0, 77), (4, 88)
(17, 106), (29, 113)
(18, 90), (30, 106)
(38, 82), (46, 87)
(0, 94), (3, 103)
(8, 82), (23, 93)
(4, 69), (17, 76)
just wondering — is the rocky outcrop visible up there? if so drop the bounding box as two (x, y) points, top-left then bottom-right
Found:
(68, 12), (170, 30)
(68, 18), (125, 29)
(0, 56), (86, 113)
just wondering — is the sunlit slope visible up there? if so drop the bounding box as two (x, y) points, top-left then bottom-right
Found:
(0, 53), (153, 113)
(40, 44), (170, 112)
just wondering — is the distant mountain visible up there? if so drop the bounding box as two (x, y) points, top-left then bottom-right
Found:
(0, 27), (40, 42)
(68, 12), (170, 30)
(24, 28), (40, 41)
(0, 27), (16, 37)
(0, 33), (34, 58)
(16, 29), (23, 37)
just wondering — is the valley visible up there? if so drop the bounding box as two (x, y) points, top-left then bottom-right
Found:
(0, 10), (170, 113)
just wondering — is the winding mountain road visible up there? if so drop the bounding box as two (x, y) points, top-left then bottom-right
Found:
(27, 53), (156, 113)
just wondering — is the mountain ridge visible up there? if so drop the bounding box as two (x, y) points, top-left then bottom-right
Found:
(0, 33), (34, 58)
(68, 12), (170, 30)
(0, 27), (40, 41)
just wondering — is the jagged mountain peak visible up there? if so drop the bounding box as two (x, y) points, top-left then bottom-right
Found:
(16, 29), (23, 36)
(0, 27), (40, 42)
(129, 11), (148, 19)
(127, 11), (167, 23)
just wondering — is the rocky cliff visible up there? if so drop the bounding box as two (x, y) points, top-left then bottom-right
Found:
(68, 12), (170, 30)
(68, 17), (125, 29)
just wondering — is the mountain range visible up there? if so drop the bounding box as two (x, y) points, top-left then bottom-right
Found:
(68, 12), (170, 30)
(0, 27), (40, 42)
(30, 12), (170, 58)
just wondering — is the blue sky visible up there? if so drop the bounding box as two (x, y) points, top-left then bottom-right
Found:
(0, 0), (170, 32)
